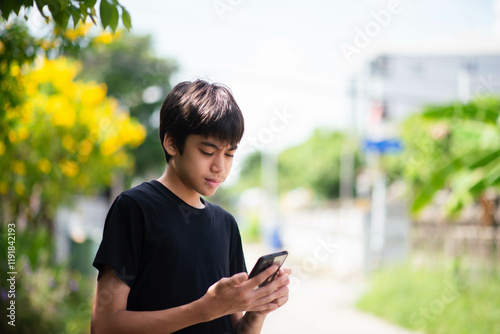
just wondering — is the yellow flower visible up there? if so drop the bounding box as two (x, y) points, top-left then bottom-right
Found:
(41, 40), (52, 51)
(0, 40), (5, 54)
(38, 158), (52, 174)
(0, 182), (7, 194)
(100, 136), (120, 156)
(0, 142), (5, 156)
(48, 96), (76, 128)
(93, 30), (121, 44)
(64, 22), (93, 41)
(62, 135), (77, 153)
(113, 151), (128, 167)
(15, 182), (25, 196)
(78, 139), (94, 162)
(31, 58), (80, 92)
(8, 130), (17, 143)
(12, 160), (26, 175)
(10, 64), (20, 77)
(17, 126), (29, 141)
(59, 159), (78, 177)
(80, 82), (107, 106)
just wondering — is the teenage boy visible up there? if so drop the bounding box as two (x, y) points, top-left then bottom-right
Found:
(91, 79), (290, 334)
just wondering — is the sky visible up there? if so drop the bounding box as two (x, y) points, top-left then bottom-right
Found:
(119, 0), (498, 156)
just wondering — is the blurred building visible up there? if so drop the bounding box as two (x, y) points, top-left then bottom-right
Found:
(349, 53), (500, 271)
(357, 54), (500, 137)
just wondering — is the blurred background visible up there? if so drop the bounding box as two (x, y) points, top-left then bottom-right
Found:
(1, 0), (500, 333)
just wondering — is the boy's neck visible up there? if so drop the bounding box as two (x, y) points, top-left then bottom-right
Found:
(157, 166), (205, 209)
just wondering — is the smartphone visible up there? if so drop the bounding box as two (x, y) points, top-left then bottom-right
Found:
(248, 250), (288, 287)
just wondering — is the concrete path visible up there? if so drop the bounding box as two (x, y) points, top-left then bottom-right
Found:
(243, 243), (420, 334)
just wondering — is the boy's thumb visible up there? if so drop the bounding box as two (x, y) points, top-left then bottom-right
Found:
(230, 272), (248, 285)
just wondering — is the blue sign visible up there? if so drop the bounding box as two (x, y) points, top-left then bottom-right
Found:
(363, 138), (403, 154)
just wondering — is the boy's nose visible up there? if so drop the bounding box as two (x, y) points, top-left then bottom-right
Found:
(211, 155), (226, 173)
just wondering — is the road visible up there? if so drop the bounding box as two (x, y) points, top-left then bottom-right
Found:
(244, 243), (421, 334)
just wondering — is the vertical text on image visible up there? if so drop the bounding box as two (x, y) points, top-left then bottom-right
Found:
(6, 223), (17, 327)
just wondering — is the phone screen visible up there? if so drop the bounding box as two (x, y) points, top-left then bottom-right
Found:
(248, 250), (288, 287)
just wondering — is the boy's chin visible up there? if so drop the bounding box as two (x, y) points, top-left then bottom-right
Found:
(201, 187), (219, 197)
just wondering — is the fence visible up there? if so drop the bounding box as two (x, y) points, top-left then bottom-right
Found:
(279, 201), (411, 279)
(412, 222), (500, 269)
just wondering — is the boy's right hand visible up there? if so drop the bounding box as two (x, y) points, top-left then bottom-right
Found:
(200, 265), (290, 321)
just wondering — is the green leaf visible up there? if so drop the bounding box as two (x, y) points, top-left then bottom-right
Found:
(99, 0), (112, 28)
(88, 7), (97, 24)
(411, 155), (464, 213)
(12, 2), (24, 16)
(55, 0), (68, 11)
(35, 0), (49, 19)
(22, 0), (33, 8)
(445, 170), (484, 215)
(469, 149), (500, 169)
(70, 7), (82, 26)
(121, 7), (132, 31)
(422, 101), (499, 125)
(108, 4), (119, 31)
(52, 9), (70, 29)
(47, 0), (61, 17)
(83, 0), (98, 8)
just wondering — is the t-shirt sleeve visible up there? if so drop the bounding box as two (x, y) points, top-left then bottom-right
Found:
(93, 194), (143, 287)
(229, 217), (247, 275)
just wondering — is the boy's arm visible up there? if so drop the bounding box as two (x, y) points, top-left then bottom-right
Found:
(91, 265), (286, 334)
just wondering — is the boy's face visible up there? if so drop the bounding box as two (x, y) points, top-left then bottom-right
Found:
(169, 134), (237, 197)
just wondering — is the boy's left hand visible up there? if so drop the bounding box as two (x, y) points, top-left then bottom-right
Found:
(254, 267), (291, 315)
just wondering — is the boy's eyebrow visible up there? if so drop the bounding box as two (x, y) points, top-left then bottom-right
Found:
(200, 141), (238, 151)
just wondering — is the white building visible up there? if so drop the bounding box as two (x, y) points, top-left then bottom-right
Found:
(357, 54), (500, 138)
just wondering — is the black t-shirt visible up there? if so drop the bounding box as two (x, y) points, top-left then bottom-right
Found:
(93, 180), (247, 334)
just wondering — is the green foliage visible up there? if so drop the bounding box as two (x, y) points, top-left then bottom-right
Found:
(239, 212), (262, 244)
(0, 225), (93, 334)
(357, 261), (500, 334)
(278, 129), (360, 199)
(0, 21), (40, 67)
(397, 97), (500, 216)
(0, 20), (146, 232)
(235, 129), (361, 201)
(234, 151), (262, 191)
(0, 0), (131, 32)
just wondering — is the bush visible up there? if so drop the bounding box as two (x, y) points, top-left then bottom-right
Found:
(1, 225), (93, 334)
(357, 260), (500, 334)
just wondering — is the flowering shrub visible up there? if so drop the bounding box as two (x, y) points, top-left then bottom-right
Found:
(0, 56), (146, 222)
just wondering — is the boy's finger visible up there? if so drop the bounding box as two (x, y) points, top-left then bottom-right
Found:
(247, 265), (278, 288)
(230, 272), (249, 285)
(278, 267), (291, 276)
(218, 272), (248, 290)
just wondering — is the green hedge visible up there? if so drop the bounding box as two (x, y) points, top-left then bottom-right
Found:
(357, 260), (500, 334)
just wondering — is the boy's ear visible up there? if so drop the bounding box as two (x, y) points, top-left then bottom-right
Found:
(163, 133), (177, 157)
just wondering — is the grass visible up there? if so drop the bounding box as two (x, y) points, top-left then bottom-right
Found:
(356, 259), (500, 334)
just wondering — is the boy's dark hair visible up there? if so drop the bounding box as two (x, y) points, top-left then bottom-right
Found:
(159, 79), (245, 163)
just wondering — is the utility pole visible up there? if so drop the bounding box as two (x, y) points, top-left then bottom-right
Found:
(340, 77), (357, 201)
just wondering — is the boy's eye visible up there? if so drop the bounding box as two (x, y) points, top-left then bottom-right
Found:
(200, 150), (213, 156)
(225, 153), (234, 158)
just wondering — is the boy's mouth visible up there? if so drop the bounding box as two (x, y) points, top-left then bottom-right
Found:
(205, 178), (222, 187)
